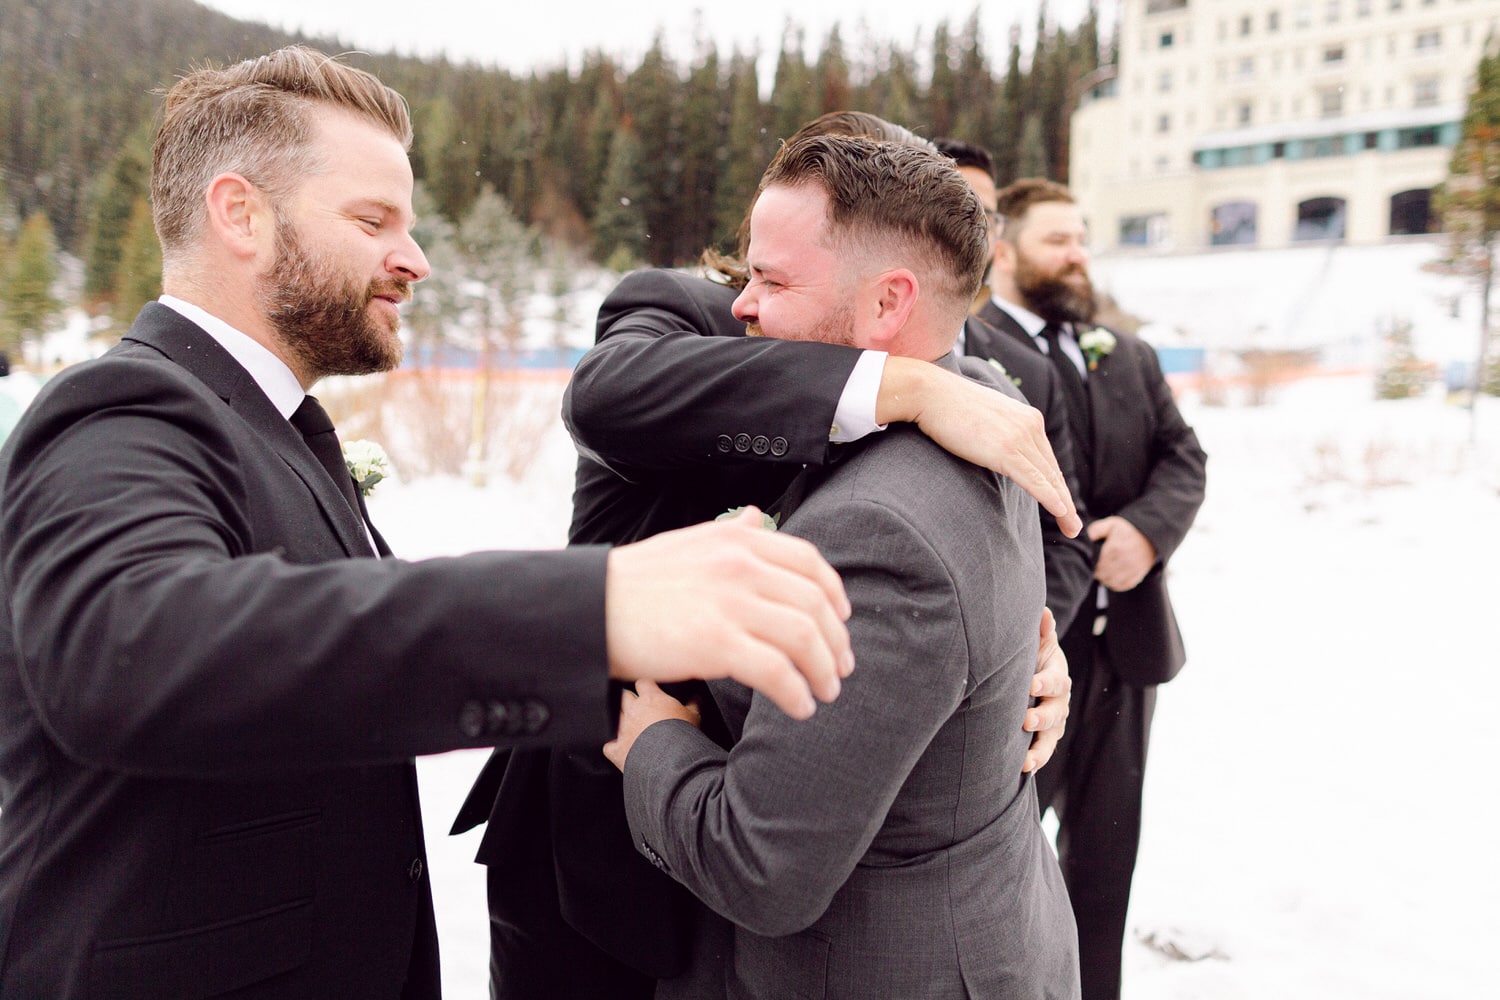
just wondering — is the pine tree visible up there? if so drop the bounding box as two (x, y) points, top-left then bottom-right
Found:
(418, 95), (482, 224)
(678, 42), (724, 263)
(623, 37), (680, 265)
(0, 211), (62, 358)
(112, 196), (161, 329)
(593, 123), (648, 268)
(84, 137), (149, 310)
(713, 53), (768, 254)
(456, 185), (538, 484)
(995, 30), (1026, 184)
(771, 25), (815, 144)
(815, 26), (852, 114)
(582, 74), (622, 232)
(926, 21), (957, 137)
(404, 183), (465, 369)
(1432, 45), (1500, 421)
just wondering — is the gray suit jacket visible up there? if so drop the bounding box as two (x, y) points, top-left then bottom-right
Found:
(623, 358), (1080, 999)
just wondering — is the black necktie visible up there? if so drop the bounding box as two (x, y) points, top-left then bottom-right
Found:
(290, 395), (363, 520)
(1041, 322), (1091, 423)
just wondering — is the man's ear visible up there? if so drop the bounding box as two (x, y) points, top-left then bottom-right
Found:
(991, 237), (1018, 278)
(866, 268), (919, 348)
(204, 172), (271, 261)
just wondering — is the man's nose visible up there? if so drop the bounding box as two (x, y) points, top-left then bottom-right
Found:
(731, 285), (756, 323)
(391, 234), (431, 283)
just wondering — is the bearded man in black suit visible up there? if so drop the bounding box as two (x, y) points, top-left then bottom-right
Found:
(972, 177), (1208, 1000)
(0, 47), (856, 999)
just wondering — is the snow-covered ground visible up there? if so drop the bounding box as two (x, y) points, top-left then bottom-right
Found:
(371, 371), (1500, 999)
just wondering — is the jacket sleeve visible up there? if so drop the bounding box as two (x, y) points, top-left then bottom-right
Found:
(621, 498), (967, 937)
(1113, 341), (1207, 564)
(1, 359), (612, 778)
(563, 269), (863, 475)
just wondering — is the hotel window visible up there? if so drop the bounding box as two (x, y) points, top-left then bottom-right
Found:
(1160, 30), (1175, 47)
(1157, 113), (1171, 133)
(1356, 0), (1372, 14)
(1415, 29), (1441, 49)
(1324, 44), (1346, 63)
(1268, 9), (1281, 31)
(1241, 14), (1254, 35)
(1390, 189), (1434, 236)
(1295, 197), (1346, 242)
(1390, 0), (1403, 10)
(1211, 202), (1258, 246)
(1320, 88), (1345, 116)
(1296, 3), (1313, 26)
(1326, 0), (1341, 21)
(1238, 101), (1253, 124)
(1159, 70), (1173, 92)
(1238, 56), (1256, 78)
(1413, 76), (1440, 105)
(1119, 214), (1169, 248)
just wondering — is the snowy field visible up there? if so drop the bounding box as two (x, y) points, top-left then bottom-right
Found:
(369, 372), (1500, 999)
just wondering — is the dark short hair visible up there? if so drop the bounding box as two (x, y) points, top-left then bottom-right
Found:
(993, 178), (1076, 240)
(933, 138), (995, 180)
(759, 134), (989, 320)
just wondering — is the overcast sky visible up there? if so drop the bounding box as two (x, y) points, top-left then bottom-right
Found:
(198, 0), (1109, 75)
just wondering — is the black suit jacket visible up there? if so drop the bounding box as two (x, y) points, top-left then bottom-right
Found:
(963, 316), (1094, 633)
(0, 304), (615, 999)
(974, 299), (1208, 684)
(455, 269), (875, 990)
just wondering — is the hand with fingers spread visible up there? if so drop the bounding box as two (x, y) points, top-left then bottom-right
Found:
(878, 356), (1082, 538)
(605, 507), (854, 721)
(1023, 608), (1071, 774)
(603, 681), (700, 771)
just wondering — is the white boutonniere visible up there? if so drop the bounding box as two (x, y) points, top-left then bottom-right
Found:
(1078, 328), (1117, 372)
(716, 506), (780, 530)
(986, 357), (1022, 388)
(343, 440), (392, 497)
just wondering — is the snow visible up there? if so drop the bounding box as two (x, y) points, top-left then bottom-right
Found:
(374, 370), (1499, 999)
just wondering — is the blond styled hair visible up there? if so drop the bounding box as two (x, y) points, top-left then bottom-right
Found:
(151, 46), (412, 264)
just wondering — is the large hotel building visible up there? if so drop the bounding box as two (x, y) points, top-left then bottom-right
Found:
(1071, 0), (1500, 251)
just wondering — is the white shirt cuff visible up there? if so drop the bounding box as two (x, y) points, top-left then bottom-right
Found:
(829, 350), (888, 442)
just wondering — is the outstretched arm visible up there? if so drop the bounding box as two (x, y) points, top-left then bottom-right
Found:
(605, 508), (854, 721)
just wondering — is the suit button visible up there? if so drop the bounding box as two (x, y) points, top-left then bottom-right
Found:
(751, 435), (770, 455)
(523, 699), (550, 734)
(458, 700), (485, 738)
(716, 434), (733, 454)
(769, 436), (788, 457)
(408, 858), (424, 882)
(733, 433), (752, 453)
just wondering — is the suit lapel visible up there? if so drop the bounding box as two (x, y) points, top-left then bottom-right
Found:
(123, 304), (376, 558)
(979, 302), (1098, 479)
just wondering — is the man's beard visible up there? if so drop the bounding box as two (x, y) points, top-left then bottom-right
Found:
(744, 301), (857, 347)
(260, 218), (409, 380)
(1014, 252), (1096, 326)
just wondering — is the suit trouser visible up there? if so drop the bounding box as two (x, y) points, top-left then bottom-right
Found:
(1035, 620), (1157, 1000)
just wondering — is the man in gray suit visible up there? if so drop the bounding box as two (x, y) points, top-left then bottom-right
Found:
(604, 134), (1081, 999)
